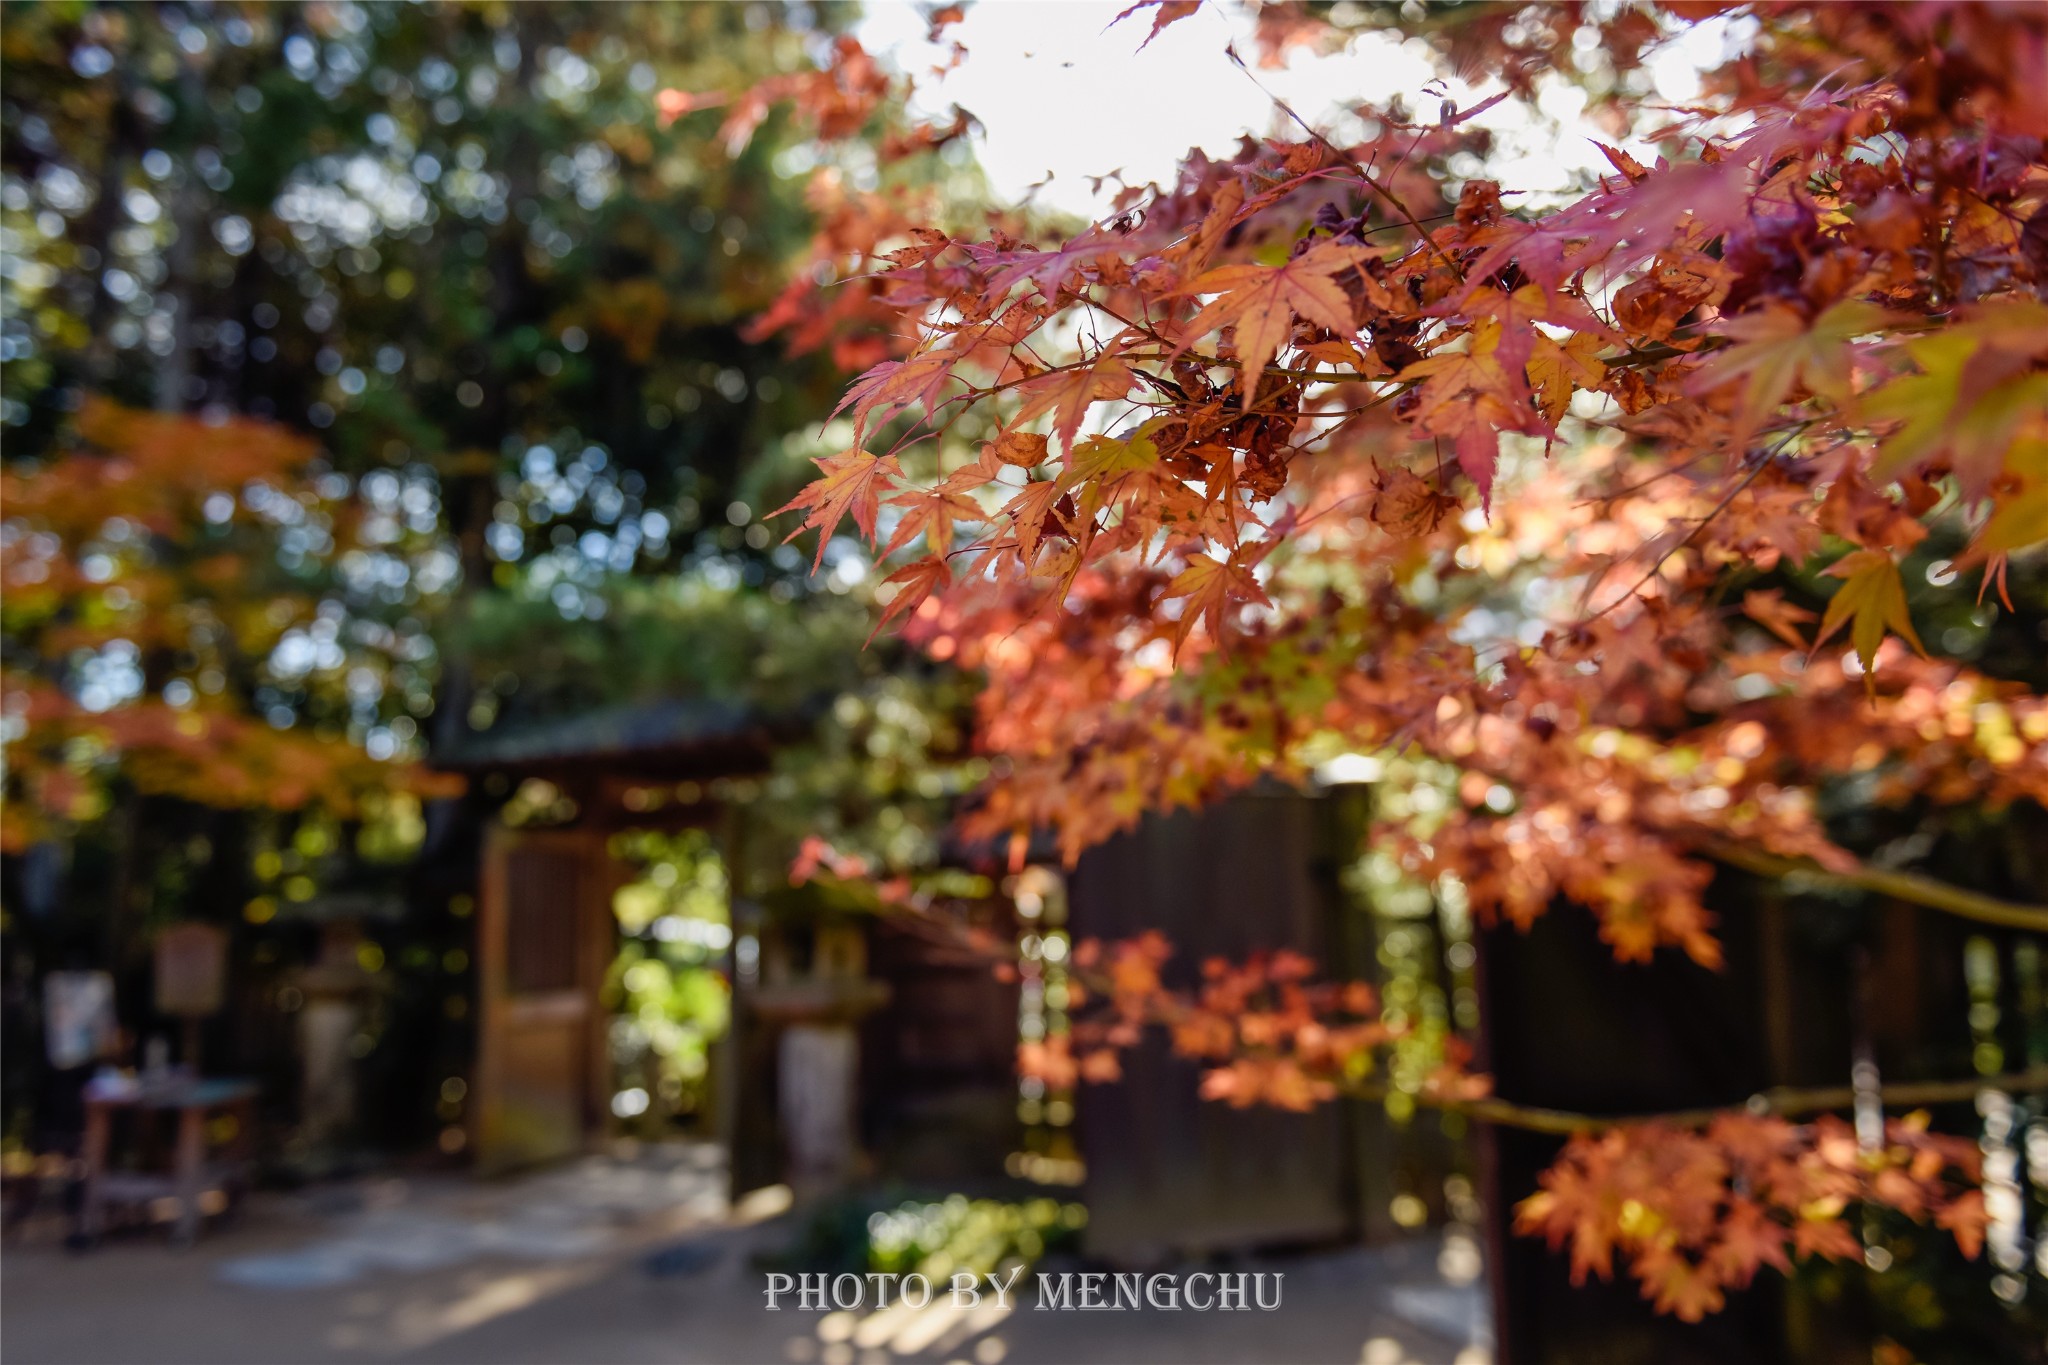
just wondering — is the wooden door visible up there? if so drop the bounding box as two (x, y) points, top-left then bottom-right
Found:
(473, 825), (615, 1174)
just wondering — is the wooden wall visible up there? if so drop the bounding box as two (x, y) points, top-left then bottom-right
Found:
(1066, 786), (1394, 1262)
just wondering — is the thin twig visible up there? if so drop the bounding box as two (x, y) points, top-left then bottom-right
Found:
(1575, 431), (1796, 626)
(1222, 44), (1467, 283)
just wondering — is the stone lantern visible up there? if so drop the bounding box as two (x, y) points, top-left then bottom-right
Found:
(286, 891), (397, 1171)
(749, 915), (889, 1194)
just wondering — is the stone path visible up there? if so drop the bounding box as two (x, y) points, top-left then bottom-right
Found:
(2, 1144), (1489, 1365)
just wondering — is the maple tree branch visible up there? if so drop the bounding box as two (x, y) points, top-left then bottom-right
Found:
(1220, 44), (1466, 283)
(878, 897), (2044, 1140)
(1573, 428), (1806, 626)
(1575, 446), (1718, 503)
(1699, 839), (2048, 934)
(1350, 1065), (2048, 1137)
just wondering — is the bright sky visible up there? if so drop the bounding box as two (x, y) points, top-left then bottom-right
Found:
(857, 1), (1746, 220)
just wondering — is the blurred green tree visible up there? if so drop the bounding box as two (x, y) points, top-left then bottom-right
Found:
(4, 2), (866, 753)
(0, 0), (974, 1151)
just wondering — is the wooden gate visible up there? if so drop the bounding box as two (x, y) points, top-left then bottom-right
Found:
(473, 825), (615, 1173)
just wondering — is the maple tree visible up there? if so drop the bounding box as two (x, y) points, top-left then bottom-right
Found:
(1, 398), (459, 850)
(735, 0), (2048, 1327)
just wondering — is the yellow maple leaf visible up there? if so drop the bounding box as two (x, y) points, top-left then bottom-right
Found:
(1395, 317), (1508, 403)
(1069, 428), (1159, 481)
(1864, 302), (2048, 497)
(1814, 549), (1925, 685)
(1975, 481), (2048, 556)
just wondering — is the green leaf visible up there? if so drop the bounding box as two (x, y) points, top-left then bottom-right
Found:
(1693, 300), (1893, 434)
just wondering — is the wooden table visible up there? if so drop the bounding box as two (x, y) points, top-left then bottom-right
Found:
(78, 1077), (258, 1248)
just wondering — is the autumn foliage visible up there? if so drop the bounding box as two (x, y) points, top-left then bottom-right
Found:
(738, 0), (2048, 1320)
(1518, 1111), (1986, 1321)
(1, 400), (456, 850)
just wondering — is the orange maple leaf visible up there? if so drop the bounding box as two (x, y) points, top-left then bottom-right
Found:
(988, 428), (1051, 468)
(772, 448), (903, 567)
(1180, 241), (1366, 403)
(833, 347), (956, 439)
(1012, 352), (1136, 454)
(1935, 1188), (1988, 1260)
(1639, 1252), (1727, 1322)
(1394, 320), (1545, 505)
(1371, 464), (1459, 538)
(936, 445), (1008, 494)
(882, 483), (984, 559)
(869, 558), (950, 642)
(998, 477), (1072, 567)
(1526, 329), (1609, 425)
(1702, 1199), (1791, 1286)
(1741, 588), (1817, 649)
(1456, 284), (1614, 411)
(1789, 1214), (1861, 1262)
(1162, 551), (1270, 654)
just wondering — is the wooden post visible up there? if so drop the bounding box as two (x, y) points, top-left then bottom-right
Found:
(171, 1103), (206, 1248)
(77, 1100), (111, 1244)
